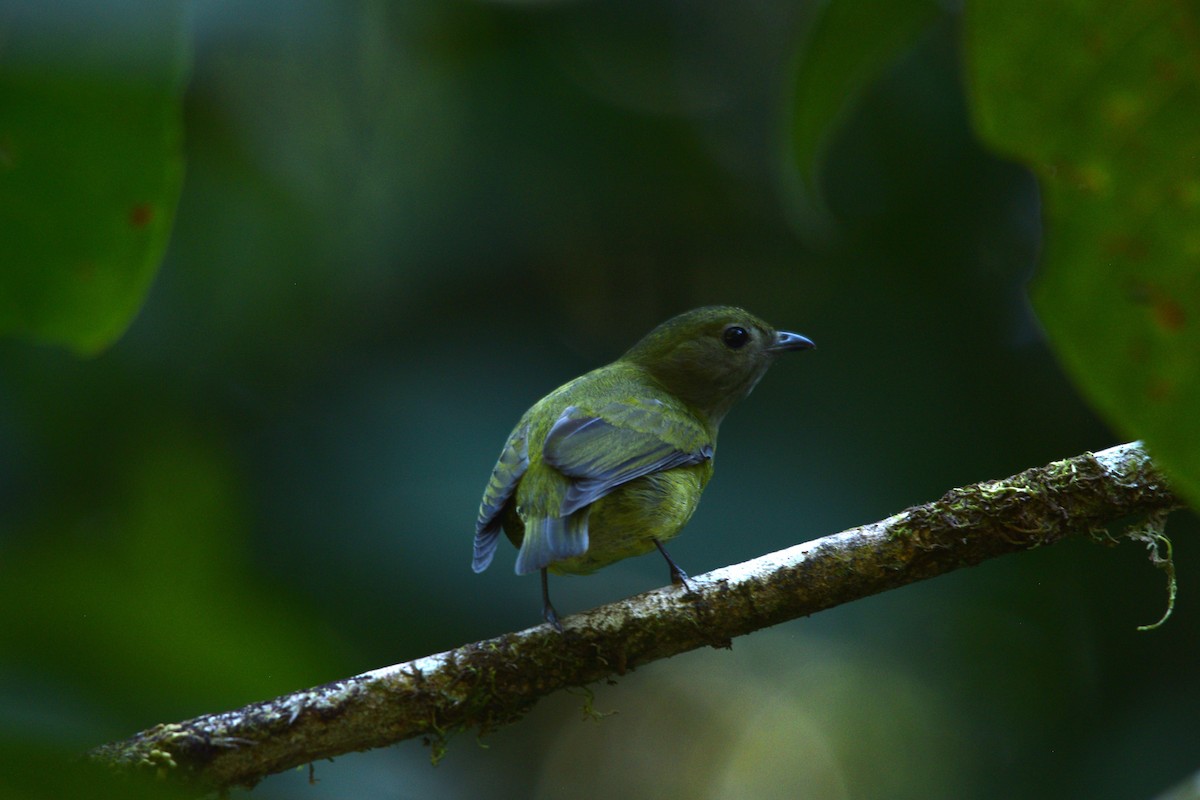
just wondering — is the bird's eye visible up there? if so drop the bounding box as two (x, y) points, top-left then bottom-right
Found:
(722, 326), (750, 349)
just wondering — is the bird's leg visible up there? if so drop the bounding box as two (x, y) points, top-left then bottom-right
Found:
(653, 538), (694, 593)
(541, 568), (564, 633)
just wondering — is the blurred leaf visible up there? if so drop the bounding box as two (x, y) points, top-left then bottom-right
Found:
(0, 418), (348, 721)
(786, 0), (940, 220)
(0, 3), (187, 355)
(964, 0), (1200, 506)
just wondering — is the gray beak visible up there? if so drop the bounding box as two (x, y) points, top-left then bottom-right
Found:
(768, 331), (815, 352)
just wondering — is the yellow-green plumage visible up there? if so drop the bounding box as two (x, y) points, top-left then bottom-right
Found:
(473, 305), (813, 625)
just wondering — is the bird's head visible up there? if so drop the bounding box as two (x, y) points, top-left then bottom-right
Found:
(620, 305), (814, 426)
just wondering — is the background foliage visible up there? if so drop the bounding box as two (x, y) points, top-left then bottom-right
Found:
(1, 1), (1197, 798)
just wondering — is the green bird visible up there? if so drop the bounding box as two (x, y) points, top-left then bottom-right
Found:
(472, 305), (814, 629)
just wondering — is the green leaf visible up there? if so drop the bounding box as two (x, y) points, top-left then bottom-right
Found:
(0, 4), (187, 354)
(964, 0), (1200, 505)
(786, 0), (940, 220)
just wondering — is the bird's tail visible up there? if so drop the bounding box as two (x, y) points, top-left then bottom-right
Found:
(514, 512), (589, 574)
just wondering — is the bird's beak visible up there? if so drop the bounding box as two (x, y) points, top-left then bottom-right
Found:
(768, 331), (815, 352)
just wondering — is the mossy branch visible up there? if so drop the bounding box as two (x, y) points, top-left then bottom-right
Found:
(88, 442), (1184, 793)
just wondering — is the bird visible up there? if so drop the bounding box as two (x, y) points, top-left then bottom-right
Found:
(472, 305), (814, 630)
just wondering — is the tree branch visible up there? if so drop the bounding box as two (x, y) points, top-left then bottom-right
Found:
(88, 441), (1184, 793)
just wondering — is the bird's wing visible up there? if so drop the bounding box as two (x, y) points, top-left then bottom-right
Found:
(472, 422), (530, 573)
(543, 401), (713, 516)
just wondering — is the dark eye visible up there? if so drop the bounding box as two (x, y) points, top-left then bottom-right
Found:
(722, 326), (749, 349)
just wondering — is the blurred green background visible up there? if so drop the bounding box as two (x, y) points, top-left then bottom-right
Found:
(2, 1), (1197, 798)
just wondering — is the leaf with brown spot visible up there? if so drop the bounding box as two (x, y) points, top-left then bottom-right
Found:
(0, 4), (187, 354)
(964, 0), (1200, 506)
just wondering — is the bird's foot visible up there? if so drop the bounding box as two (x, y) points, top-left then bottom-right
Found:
(542, 568), (565, 633)
(654, 539), (697, 595)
